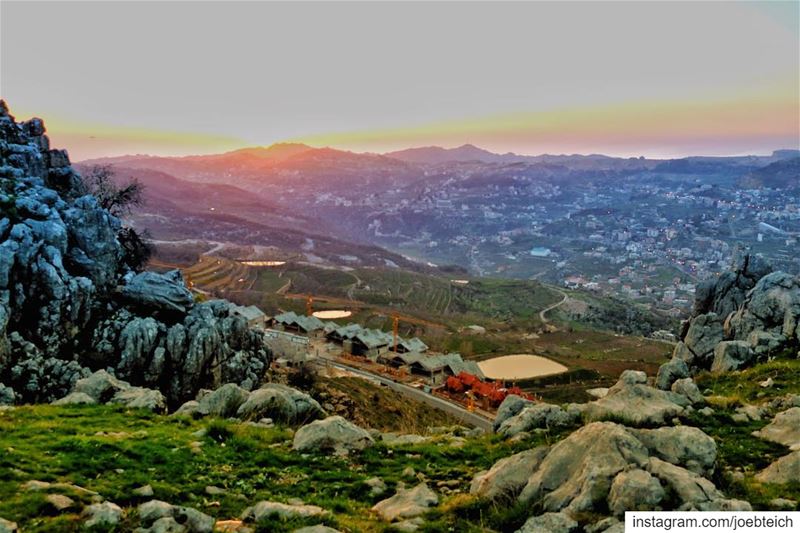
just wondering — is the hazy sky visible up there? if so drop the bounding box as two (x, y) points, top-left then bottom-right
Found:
(2, 1), (798, 160)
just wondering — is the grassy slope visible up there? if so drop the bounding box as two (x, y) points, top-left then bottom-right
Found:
(2, 359), (798, 532)
(0, 405), (562, 533)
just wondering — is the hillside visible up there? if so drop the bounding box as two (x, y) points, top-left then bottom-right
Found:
(2, 104), (800, 533)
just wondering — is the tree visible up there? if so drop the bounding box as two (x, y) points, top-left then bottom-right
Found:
(81, 164), (144, 217)
(81, 165), (152, 271)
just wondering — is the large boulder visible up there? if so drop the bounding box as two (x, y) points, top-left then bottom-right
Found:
(581, 371), (689, 426)
(118, 270), (194, 314)
(727, 272), (800, 341)
(681, 313), (725, 367)
(632, 426), (717, 475)
(470, 446), (549, 502)
(372, 483), (438, 522)
(496, 403), (577, 437)
(755, 451), (800, 485)
(237, 384), (326, 425)
(0, 383), (14, 405)
(711, 341), (753, 373)
(752, 407), (800, 451)
(645, 458), (734, 510)
(72, 369), (130, 403)
(607, 469), (665, 516)
(110, 386), (167, 413)
(194, 383), (250, 418)
(655, 357), (689, 391)
(518, 422), (650, 512)
(293, 416), (374, 454)
(493, 394), (533, 431)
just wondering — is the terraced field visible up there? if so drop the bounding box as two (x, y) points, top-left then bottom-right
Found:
(182, 256), (258, 293)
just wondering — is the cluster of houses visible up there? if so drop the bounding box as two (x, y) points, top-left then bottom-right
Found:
(266, 310), (484, 385)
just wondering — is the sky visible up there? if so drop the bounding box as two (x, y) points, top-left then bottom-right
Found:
(1, 1), (798, 161)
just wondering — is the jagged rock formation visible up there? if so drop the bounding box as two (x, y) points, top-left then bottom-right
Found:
(668, 255), (799, 375)
(0, 102), (271, 405)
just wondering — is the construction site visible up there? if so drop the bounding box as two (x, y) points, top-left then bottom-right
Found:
(253, 296), (537, 414)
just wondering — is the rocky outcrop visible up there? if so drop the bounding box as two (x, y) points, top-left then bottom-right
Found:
(496, 403), (578, 437)
(752, 407), (800, 451)
(56, 370), (166, 412)
(237, 384), (325, 424)
(607, 469), (665, 516)
(470, 446), (549, 502)
(755, 451), (800, 485)
(518, 422), (650, 512)
(672, 255), (799, 374)
(631, 426), (717, 475)
(493, 394), (533, 431)
(0, 103), (272, 405)
(580, 370), (689, 426)
(118, 270), (194, 314)
(293, 416), (374, 454)
(372, 483), (438, 522)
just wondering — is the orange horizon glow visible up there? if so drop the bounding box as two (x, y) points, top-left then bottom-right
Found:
(10, 82), (799, 161)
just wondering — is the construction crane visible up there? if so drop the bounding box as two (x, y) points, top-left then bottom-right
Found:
(306, 295), (314, 316)
(392, 313), (400, 353)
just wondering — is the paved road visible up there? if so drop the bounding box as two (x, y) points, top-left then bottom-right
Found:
(317, 358), (494, 431)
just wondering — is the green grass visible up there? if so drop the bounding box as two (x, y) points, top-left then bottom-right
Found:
(694, 357), (800, 405)
(0, 404), (558, 532)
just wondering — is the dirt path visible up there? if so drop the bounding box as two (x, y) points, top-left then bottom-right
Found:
(539, 287), (568, 324)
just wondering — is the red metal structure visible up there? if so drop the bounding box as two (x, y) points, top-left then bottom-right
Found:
(444, 372), (536, 408)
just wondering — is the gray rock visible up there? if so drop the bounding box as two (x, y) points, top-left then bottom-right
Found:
(519, 422), (650, 513)
(755, 451), (800, 485)
(0, 384), (14, 406)
(608, 469), (665, 516)
(133, 484), (155, 497)
(493, 394), (533, 431)
(516, 512), (578, 533)
(646, 458), (723, 507)
(752, 407), (800, 450)
(45, 493), (75, 511)
(682, 313), (725, 367)
(119, 270), (194, 314)
(470, 446), (549, 502)
(73, 370), (131, 402)
(111, 387), (167, 412)
(727, 272), (800, 342)
(52, 391), (97, 405)
(497, 403), (577, 437)
(237, 384), (325, 424)
(372, 483), (438, 522)
(711, 341), (753, 373)
(768, 498), (797, 510)
(671, 378), (704, 405)
(0, 518), (18, 533)
(81, 501), (124, 528)
(632, 426), (717, 475)
(582, 371), (688, 426)
(138, 500), (213, 533)
(293, 416), (374, 454)
(195, 383), (250, 418)
(656, 357), (689, 390)
(242, 501), (327, 522)
(173, 400), (200, 417)
(364, 477), (387, 497)
(735, 404), (765, 422)
(381, 433), (429, 446)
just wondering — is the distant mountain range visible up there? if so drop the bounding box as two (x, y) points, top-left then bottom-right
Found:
(83, 142), (799, 173)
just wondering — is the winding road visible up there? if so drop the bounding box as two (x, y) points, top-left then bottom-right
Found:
(539, 287), (568, 324)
